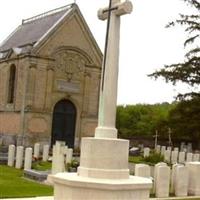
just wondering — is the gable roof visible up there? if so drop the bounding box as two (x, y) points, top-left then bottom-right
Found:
(0, 4), (73, 53)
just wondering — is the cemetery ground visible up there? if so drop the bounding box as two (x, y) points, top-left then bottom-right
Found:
(0, 165), (53, 198)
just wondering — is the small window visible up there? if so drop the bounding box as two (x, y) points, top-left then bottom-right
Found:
(7, 64), (16, 104)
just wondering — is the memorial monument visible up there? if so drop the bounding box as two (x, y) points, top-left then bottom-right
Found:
(51, 1), (152, 199)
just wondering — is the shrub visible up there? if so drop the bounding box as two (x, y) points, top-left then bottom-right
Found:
(143, 152), (164, 165)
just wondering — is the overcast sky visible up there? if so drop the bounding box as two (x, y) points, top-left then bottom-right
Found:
(0, 0), (191, 105)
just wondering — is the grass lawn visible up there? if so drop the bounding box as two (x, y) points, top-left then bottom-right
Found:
(0, 165), (53, 198)
(32, 161), (52, 171)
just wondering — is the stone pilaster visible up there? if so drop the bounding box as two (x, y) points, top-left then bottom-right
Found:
(45, 66), (54, 110)
(26, 63), (37, 109)
(82, 72), (91, 116)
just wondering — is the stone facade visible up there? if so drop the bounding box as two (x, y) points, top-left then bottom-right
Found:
(0, 4), (102, 147)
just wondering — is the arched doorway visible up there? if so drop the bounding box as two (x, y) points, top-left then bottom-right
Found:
(51, 99), (76, 148)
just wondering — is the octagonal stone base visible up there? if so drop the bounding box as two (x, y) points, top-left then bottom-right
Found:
(52, 173), (152, 200)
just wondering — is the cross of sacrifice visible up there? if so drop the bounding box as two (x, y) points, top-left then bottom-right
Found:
(95, 0), (133, 139)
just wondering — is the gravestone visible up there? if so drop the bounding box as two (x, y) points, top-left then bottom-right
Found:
(24, 147), (33, 170)
(187, 143), (192, 153)
(174, 147), (179, 152)
(193, 153), (200, 162)
(34, 143), (40, 158)
(161, 146), (166, 156)
(66, 148), (73, 163)
(167, 146), (172, 151)
(15, 146), (24, 169)
(155, 165), (170, 198)
(187, 162), (200, 195)
(42, 144), (49, 162)
(178, 152), (185, 164)
(143, 147), (150, 158)
(153, 162), (167, 193)
(174, 165), (188, 197)
(171, 151), (178, 164)
(186, 152), (193, 162)
(7, 144), (15, 167)
(135, 164), (150, 178)
(170, 163), (182, 194)
(52, 141), (65, 174)
(180, 142), (185, 152)
(155, 145), (161, 154)
(164, 150), (171, 163)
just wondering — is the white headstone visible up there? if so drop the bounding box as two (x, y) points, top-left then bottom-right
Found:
(167, 146), (172, 151)
(187, 162), (200, 195)
(155, 145), (161, 153)
(161, 146), (166, 156)
(155, 165), (170, 198)
(66, 148), (73, 163)
(187, 143), (192, 153)
(52, 141), (65, 174)
(7, 144), (15, 167)
(135, 164), (150, 178)
(74, 137), (79, 149)
(153, 162), (167, 193)
(63, 145), (68, 155)
(183, 148), (187, 152)
(143, 147), (150, 158)
(164, 150), (171, 163)
(178, 152), (185, 164)
(193, 153), (200, 162)
(33, 143), (40, 158)
(15, 146), (24, 169)
(170, 163), (182, 194)
(42, 144), (49, 162)
(186, 152), (193, 162)
(171, 151), (178, 164)
(174, 165), (189, 197)
(24, 147), (33, 170)
(174, 147), (179, 152)
(180, 142), (185, 152)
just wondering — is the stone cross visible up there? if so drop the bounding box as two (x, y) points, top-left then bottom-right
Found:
(153, 130), (159, 149)
(95, 0), (133, 138)
(168, 128), (172, 146)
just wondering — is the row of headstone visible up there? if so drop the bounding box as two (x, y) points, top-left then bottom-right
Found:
(180, 142), (193, 153)
(7, 143), (50, 170)
(154, 145), (199, 164)
(135, 162), (200, 197)
(166, 151), (199, 164)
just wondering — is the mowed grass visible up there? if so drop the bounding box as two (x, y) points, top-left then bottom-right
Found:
(0, 165), (53, 198)
(32, 161), (52, 171)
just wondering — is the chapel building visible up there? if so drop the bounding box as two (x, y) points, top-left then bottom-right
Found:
(0, 4), (102, 148)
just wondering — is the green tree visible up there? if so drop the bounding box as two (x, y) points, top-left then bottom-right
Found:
(149, 0), (200, 99)
(116, 103), (174, 138)
(168, 97), (200, 147)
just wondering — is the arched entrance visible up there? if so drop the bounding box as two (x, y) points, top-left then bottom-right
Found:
(51, 99), (76, 148)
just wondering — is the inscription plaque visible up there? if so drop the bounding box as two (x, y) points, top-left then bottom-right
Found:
(56, 80), (80, 93)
